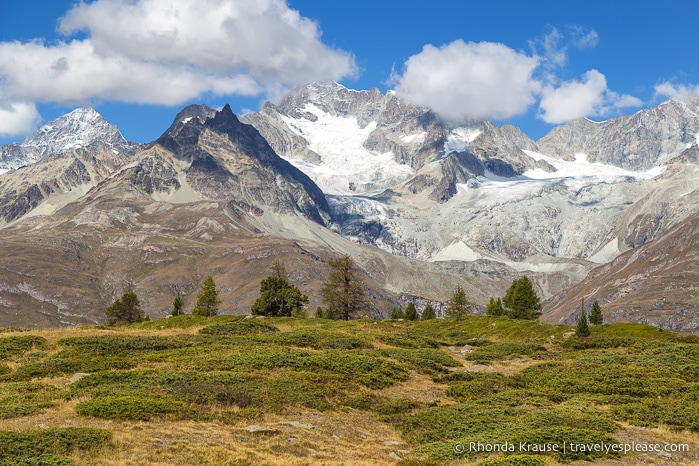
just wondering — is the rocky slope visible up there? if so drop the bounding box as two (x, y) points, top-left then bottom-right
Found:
(542, 176), (699, 330)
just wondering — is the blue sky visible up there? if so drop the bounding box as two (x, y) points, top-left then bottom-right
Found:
(1, 0), (699, 146)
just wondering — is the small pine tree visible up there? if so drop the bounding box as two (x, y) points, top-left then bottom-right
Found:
(106, 286), (144, 326)
(171, 292), (185, 316)
(445, 286), (472, 320)
(576, 310), (591, 337)
(390, 306), (405, 320)
(421, 304), (436, 320)
(589, 300), (604, 325)
(485, 297), (505, 316)
(315, 307), (324, 319)
(251, 262), (309, 317)
(324, 307), (335, 320)
(404, 302), (419, 321)
(192, 275), (221, 317)
(503, 276), (541, 320)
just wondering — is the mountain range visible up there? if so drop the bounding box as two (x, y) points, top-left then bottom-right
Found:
(0, 82), (697, 330)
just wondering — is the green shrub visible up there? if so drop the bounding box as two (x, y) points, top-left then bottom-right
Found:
(75, 394), (188, 420)
(0, 336), (48, 360)
(0, 382), (66, 419)
(475, 455), (546, 466)
(379, 333), (439, 349)
(0, 455), (78, 466)
(260, 328), (372, 350)
(377, 348), (460, 375)
(464, 341), (547, 362)
(446, 374), (509, 401)
(199, 318), (278, 335)
(0, 428), (111, 459)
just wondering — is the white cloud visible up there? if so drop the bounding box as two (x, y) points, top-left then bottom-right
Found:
(392, 40), (541, 122)
(538, 70), (642, 124)
(0, 102), (41, 137)
(0, 0), (356, 135)
(654, 82), (699, 100)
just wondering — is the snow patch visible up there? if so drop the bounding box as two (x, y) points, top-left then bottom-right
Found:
(400, 132), (426, 144)
(453, 151), (666, 207)
(0, 169), (8, 176)
(280, 103), (414, 195)
(444, 127), (481, 154)
(589, 238), (620, 264)
(431, 241), (483, 262)
(181, 117), (193, 124)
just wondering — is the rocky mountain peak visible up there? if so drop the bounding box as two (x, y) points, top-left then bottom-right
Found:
(1, 107), (134, 173)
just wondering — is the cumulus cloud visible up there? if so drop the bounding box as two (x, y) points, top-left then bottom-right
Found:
(538, 70), (642, 124)
(0, 102), (42, 137)
(0, 0), (356, 135)
(654, 82), (699, 100)
(392, 40), (540, 122)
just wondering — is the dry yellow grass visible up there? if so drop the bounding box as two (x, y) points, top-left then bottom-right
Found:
(0, 397), (408, 465)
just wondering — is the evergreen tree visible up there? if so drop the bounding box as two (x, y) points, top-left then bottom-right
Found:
(421, 304), (436, 320)
(321, 255), (369, 320)
(445, 286), (472, 320)
(315, 307), (324, 319)
(192, 275), (221, 317)
(106, 286), (144, 326)
(576, 310), (591, 337)
(404, 302), (419, 321)
(390, 306), (405, 320)
(485, 297), (505, 316)
(324, 307), (335, 320)
(589, 300), (604, 325)
(503, 276), (541, 320)
(171, 292), (185, 316)
(251, 262), (309, 317)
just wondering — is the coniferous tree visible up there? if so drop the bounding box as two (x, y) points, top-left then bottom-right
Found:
(315, 307), (324, 319)
(324, 307), (335, 320)
(485, 297), (505, 316)
(589, 300), (604, 325)
(106, 286), (144, 326)
(404, 302), (419, 321)
(421, 304), (436, 320)
(390, 306), (405, 320)
(171, 292), (185, 316)
(192, 275), (221, 317)
(251, 261), (309, 317)
(503, 276), (541, 320)
(321, 255), (368, 320)
(445, 286), (472, 320)
(576, 310), (591, 337)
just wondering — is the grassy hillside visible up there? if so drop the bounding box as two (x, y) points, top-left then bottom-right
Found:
(0, 316), (697, 465)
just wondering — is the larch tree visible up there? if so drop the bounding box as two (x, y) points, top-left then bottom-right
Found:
(445, 286), (472, 320)
(321, 255), (368, 321)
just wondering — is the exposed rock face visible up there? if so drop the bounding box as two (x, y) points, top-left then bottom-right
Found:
(543, 209), (699, 331)
(537, 97), (699, 169)
(0, 107), (137, 171)
(156, 104), (331, 225)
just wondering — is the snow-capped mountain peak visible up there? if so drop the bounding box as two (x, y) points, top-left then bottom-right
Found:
(0, 107), (134, 173)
